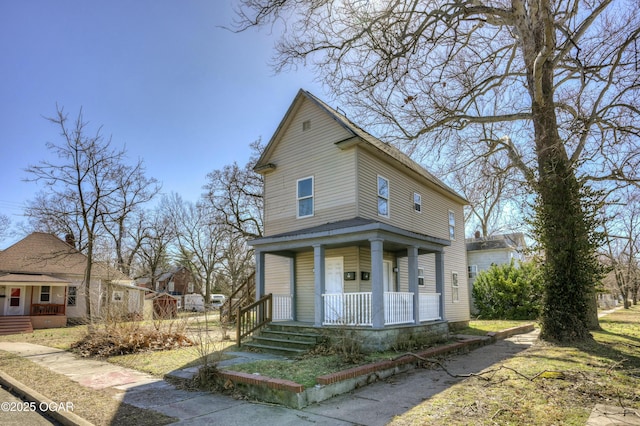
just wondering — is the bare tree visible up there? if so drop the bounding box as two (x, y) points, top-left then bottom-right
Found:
(202, 140), (264, 239)
(0, 214), (9, 244)
(133, 206), (175, 289)
(601, 188), (640, 308)
(101, 160), (161, 275)
(164, 193), (224, 303)
(24, 106), (149, 321)
(234, 0), (640, 342)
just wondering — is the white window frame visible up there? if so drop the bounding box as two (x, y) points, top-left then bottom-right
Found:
(448, 210), (456, 240)
(67, 286), (77, 306)
(297, 176), (314, 218)
(377, 175), (390, 217)
(452, 271), (460, 303)
(40, 286), (51, 302)
(468, 265), (478, 279)
(414, 192), (422, 213)
(418, 268), (425, 286)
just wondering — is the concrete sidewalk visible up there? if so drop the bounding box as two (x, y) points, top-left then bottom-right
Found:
(1, 328), (638, 425)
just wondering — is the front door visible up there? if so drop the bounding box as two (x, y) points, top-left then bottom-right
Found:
(6, 287), (25, 316)
(324, 257), (344, 322)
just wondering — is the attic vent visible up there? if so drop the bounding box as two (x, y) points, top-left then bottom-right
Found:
(302, 120), (311, 131)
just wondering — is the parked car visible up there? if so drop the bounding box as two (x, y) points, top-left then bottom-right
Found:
(209, 294), (227, 309)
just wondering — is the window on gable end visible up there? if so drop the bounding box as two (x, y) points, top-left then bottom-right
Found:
(378, 176), (389, 217)
(414, 192), (422, 212)
(297, 176), (314, 218)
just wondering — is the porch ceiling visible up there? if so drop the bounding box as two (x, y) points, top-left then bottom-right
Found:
(250, 217), (449, 254)
(0, 273), (70, 286)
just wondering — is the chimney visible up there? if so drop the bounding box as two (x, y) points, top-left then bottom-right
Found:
(474, 230), (481, 239)
(65, 233), (75, 248)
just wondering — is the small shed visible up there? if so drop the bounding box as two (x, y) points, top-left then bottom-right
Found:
(150, 293), (179, 319)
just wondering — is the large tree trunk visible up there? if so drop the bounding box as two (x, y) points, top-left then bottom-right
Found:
(521, 0), (599, 341)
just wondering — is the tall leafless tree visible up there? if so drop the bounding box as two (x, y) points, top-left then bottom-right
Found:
(234, 0), (640, 342)
(24, 106), (156, 321)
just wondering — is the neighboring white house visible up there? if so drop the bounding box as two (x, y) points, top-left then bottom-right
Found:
(248, 90), (470, 351)
(466, 232), (527, 313)
(0, 232), (144, 331)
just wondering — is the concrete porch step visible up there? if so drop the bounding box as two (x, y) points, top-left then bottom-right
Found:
(241, 341), (308, 357)
(244, 325), (324, 356)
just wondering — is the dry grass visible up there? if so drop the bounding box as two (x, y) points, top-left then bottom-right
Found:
(388, 306), (640, 425)
(0, 351), (175, 426)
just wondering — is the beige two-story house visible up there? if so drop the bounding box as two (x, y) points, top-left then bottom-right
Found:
(249, 90), (470, 350)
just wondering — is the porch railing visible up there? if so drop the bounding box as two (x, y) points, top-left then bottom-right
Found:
(384, 292), (414, 325)
(272, 294), (293, 321)
(323, 292), (372, 326)
(323, 292), (441, 326)
(236, 293), (272, 347)
(419, 293), (441, 321)
(30, 304), (65, 316)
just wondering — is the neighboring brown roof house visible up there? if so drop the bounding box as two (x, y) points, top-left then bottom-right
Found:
(0, 232), (127, 280)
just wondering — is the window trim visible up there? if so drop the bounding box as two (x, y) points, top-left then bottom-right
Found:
(418, 268), (425, 286)
(414, 192), (422, 213)
(40, 285), (51, 303)
(67, 286), (77, 306)
(377, 175), (390, 218)
(468, 265), (478, 279)
(296, 176), (314, 218)
(448, 210), (456, 240)
(451, 271), (460, 303)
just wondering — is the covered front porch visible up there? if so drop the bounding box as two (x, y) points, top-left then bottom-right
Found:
(0, 273), (69, 330)
(251, 218), (451, 331)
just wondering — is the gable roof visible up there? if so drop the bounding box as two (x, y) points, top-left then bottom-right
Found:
(254, 89), (467, 204)
(0, 232), (127, 280)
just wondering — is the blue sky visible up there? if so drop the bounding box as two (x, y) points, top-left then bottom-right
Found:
(0, 1), (329, 247)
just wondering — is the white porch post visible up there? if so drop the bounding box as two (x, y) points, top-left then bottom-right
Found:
(313, 244), (325, 327)
(435, 250), (445, 320)
(408, 246), (420, 324)
(255, 250), (265, 301)
(370, 238), (385, 329)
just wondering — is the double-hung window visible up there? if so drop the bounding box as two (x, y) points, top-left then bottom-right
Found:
(414, 192), (422, 212)
(67, 286), (77, 306)
(448, 210), (456, 240)
(297, 176), (314, 218)
(40, 286), (51, 302)
(377, 176), (389, 217)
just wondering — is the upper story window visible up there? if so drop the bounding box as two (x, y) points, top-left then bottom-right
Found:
(377, 176), (389, 217)
(468, 265), (478, 279)
(414, 192), (422, 212)
(297, 176), (314, 218)
(448, 210), (456, 240)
